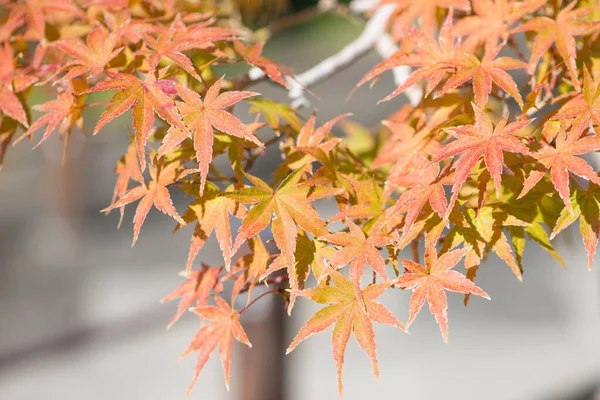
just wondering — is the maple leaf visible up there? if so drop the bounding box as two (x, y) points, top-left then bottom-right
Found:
(139, 21), (235, 82)
(247, 98), (302, 132)
(15, 88), (83, 148)
(103, 161), (194, 245)
(552, 66), (600, 133)
(112, 141), (144, 227)
(287, 268), (405, 395)
(287, 113), (349, 171)
(161, 264), (224, 328)
(263, 231), (336, 284)
(433, 104), (532, 215)
(182, 295), (251, 394)
(328, 175), (385, 224)
(179, 182), (245, 272)
(226, 170), (342, 279)
(321, 220), (394, 285)
(439, 44), (528, 108)
(0, 9), (25, 43)
(380, 0), (470, 36)
(84, 71), (187, 171)
(11, 0), (84, 40)
(511, 2), (599, 90)
(551, 182), (600, 270)
(453, 0), (545, 51)
(174, 78), (262, 193)
(235, 41), (293, 89)
(0, 42), (28, 128)
(230, 236), (272, 303)
(518, 127), (600, 211)
(373, 108), (450, 197)
(444, 206), (526, 285)
(357, 10), (457, 103)
(54, 26), (123, 82)
(396, 244), (490, 342)
(388, 157), (453, 237)
(168, 18), (238, 50)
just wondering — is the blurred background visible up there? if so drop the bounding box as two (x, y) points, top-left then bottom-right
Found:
(1, 9), (600, 400)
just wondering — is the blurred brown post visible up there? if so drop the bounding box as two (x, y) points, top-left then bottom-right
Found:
(240, 295), (287, 400)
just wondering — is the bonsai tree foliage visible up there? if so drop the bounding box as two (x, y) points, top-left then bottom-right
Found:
(2, 0), (600, 395)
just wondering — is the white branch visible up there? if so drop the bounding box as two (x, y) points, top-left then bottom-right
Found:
(249, 1), (422, 108)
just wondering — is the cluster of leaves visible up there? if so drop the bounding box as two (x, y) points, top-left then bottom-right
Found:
(2, 0), (600, 396)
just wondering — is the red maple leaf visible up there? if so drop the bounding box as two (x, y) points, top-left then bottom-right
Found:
(161, 264), (224, 328)
(182, 295), (251, 393)
(433, 104), (532, 214)
(84, 70), (187, 171)
(518, 126), (600, 211)
(172, 78), (262, 193)
(287, 268), (405, 395)
(396, 244), (489, 342)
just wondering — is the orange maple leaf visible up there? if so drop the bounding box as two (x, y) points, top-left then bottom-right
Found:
(226, 170), (341, 271)
(112, 141), (144, 227)
(171, 78), (262, 194)
(54, 26), (123, 82)
(321, 220), (394, 284)
(433, 104), (532, 215)
(235, 41), (293, 89)
(552, 66), (600, 134)
(357, 10), (457, 103)
(182, 295), (251, 394)
(396, 244), (489, 342)
(15, 89), (82, 148)
(104, 161), (195, 245)
(388, 157), (453, 236)
(139, 20), (236, 81)
(161, 264), (224, 328)
(178, 182), (246, 272)
(439, 44), (528, 108)
(287, 268), (405, 395)
(0, 42), (28, 128)
(84, 70), (187, 171)
(511, 2), (599, 90)
(518, 126), (600, 211)
(453, 0), (545, 51)
(380, 0), (470, 37)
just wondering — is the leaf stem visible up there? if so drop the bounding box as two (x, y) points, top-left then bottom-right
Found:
(239, 289), (282, 315)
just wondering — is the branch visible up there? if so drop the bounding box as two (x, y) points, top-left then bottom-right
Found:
(249, 2), (422, 108)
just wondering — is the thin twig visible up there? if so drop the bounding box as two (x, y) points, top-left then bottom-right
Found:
(240, 289), (282, 314)
(248, 3), (421, 108)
